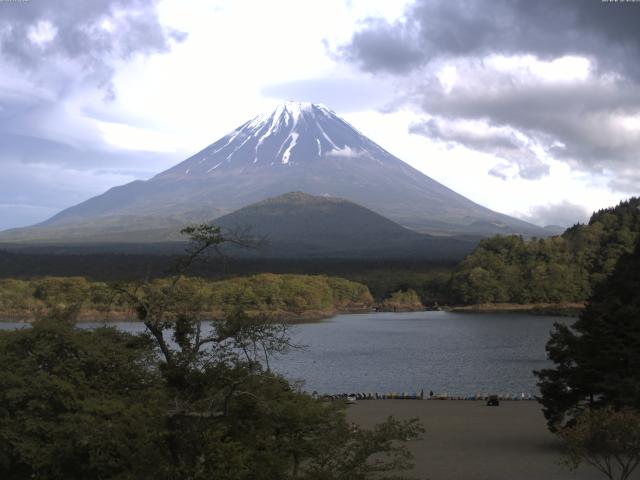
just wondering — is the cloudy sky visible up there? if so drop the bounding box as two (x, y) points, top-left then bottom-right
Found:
(1, 0), (639, 230)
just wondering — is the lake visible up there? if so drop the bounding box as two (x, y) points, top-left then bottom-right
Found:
(0, 311), (569, 396)
(272, 311), (568, 396)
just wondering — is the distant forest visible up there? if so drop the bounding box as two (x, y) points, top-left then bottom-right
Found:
(451, 197), (640, 304)
(1, 197), (638, 310)
(0, 251), (455, 306)
(0, 274), (377, 322)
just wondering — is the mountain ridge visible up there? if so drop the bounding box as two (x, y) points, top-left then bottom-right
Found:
(3, 101), (549, 241)
(211, 191), (477, 259)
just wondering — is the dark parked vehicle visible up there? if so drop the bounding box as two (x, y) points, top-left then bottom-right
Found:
(487, 395), (500, 406)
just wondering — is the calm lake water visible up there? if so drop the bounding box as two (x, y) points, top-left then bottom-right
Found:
(272, 311), (569, 395)
(0, 311), (570, 396)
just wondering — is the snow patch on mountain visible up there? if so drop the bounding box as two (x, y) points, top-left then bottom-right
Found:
(281, 132), (299, 165)
(326, 146), (368, 159)
(160, 101), (395, 177)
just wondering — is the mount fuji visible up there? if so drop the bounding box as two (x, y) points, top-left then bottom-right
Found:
(1, 101), (548, 243)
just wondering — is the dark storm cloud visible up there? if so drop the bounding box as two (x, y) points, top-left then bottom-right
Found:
(0, 0), (185, 229)
(340, 0), (640, 79)
(0, 0), (185, 152)
(0, 0), (185, 94)
(337, 17), (424, 74)
(337, 0), (640, 190)
(413, 76), (640, 175)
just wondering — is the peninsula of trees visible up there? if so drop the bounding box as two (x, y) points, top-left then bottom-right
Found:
(450, 197), (640, 306)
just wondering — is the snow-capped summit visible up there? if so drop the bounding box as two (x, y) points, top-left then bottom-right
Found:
(21, 101), (551, 239)
(158, 101), (392, 177)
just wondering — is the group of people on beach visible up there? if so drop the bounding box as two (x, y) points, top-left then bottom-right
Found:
(311, 390), (536, 401)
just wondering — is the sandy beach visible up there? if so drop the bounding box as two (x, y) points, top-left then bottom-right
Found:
(348, 400), (631, 480)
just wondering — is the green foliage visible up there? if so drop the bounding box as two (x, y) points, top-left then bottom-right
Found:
(301, 416), (424, 480)
(560, 407), (640, 480)
(0, 226), (420, 479)
(0, 279), (34, 318)
(347, 268), (453, 307)
(0, 274), (374, 321)
(535, 240), (640, 431)
(452, 197), (640, 304)
(325, 276), (374, 310)
(210, 274), (373, 315)
(380, 289), (423, 312)
(0, 317), (165, 479)
(210, 273), (334, 313)
(0, 319), (421, 479)
(31, 277), (91, 308)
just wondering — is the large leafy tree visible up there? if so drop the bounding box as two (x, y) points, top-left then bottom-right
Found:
(452, 197), (640, 305)
(0, 225), (422, 479)
(535, 239), (640, 431)
(116, 225), (422, 479)
(0, 320), (166, 479)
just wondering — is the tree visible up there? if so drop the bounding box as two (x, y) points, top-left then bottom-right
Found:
(380, 289), (423, 312)
(0, 317), (166, 480)
(302, 416), (423, 480)
(451, 197), (640, 306)
(535, 240), (640, 431)
(119, 225), (424, 478)
(23, 223), (419, 479)
(18, 276), (90, 322)
(561, 407), (640, 480)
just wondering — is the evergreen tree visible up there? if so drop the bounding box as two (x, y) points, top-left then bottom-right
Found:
(535, 239), (640, 431)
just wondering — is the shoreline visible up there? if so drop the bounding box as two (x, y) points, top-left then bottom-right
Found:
(446, 302), (584, 316)
(0, 303), (584, 323)
(0, 307), (370, 324)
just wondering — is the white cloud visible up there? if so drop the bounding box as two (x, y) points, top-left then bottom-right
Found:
(27, 20), (57, 47)
(515, 200), (591, 228)
(0, 0), (637, 232)
(96, 120), (182, 153)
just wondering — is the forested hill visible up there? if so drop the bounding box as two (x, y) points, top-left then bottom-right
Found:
(451, 197), (640, 304)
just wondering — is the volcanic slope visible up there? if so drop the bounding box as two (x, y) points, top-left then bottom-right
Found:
(1, 101), (548, 241)
(212, 191), (477, 258)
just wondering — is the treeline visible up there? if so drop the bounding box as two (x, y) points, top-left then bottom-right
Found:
(379, 289), (424, 312)
(451, 197), (640, 304)
(0, 274), (376, 322)
(0, 249), (455, 304)
(347, 268), (452, 306)
(5, 198), (638, 311)
(208, 274), (374, 318)
(0, 248), (460, 281)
